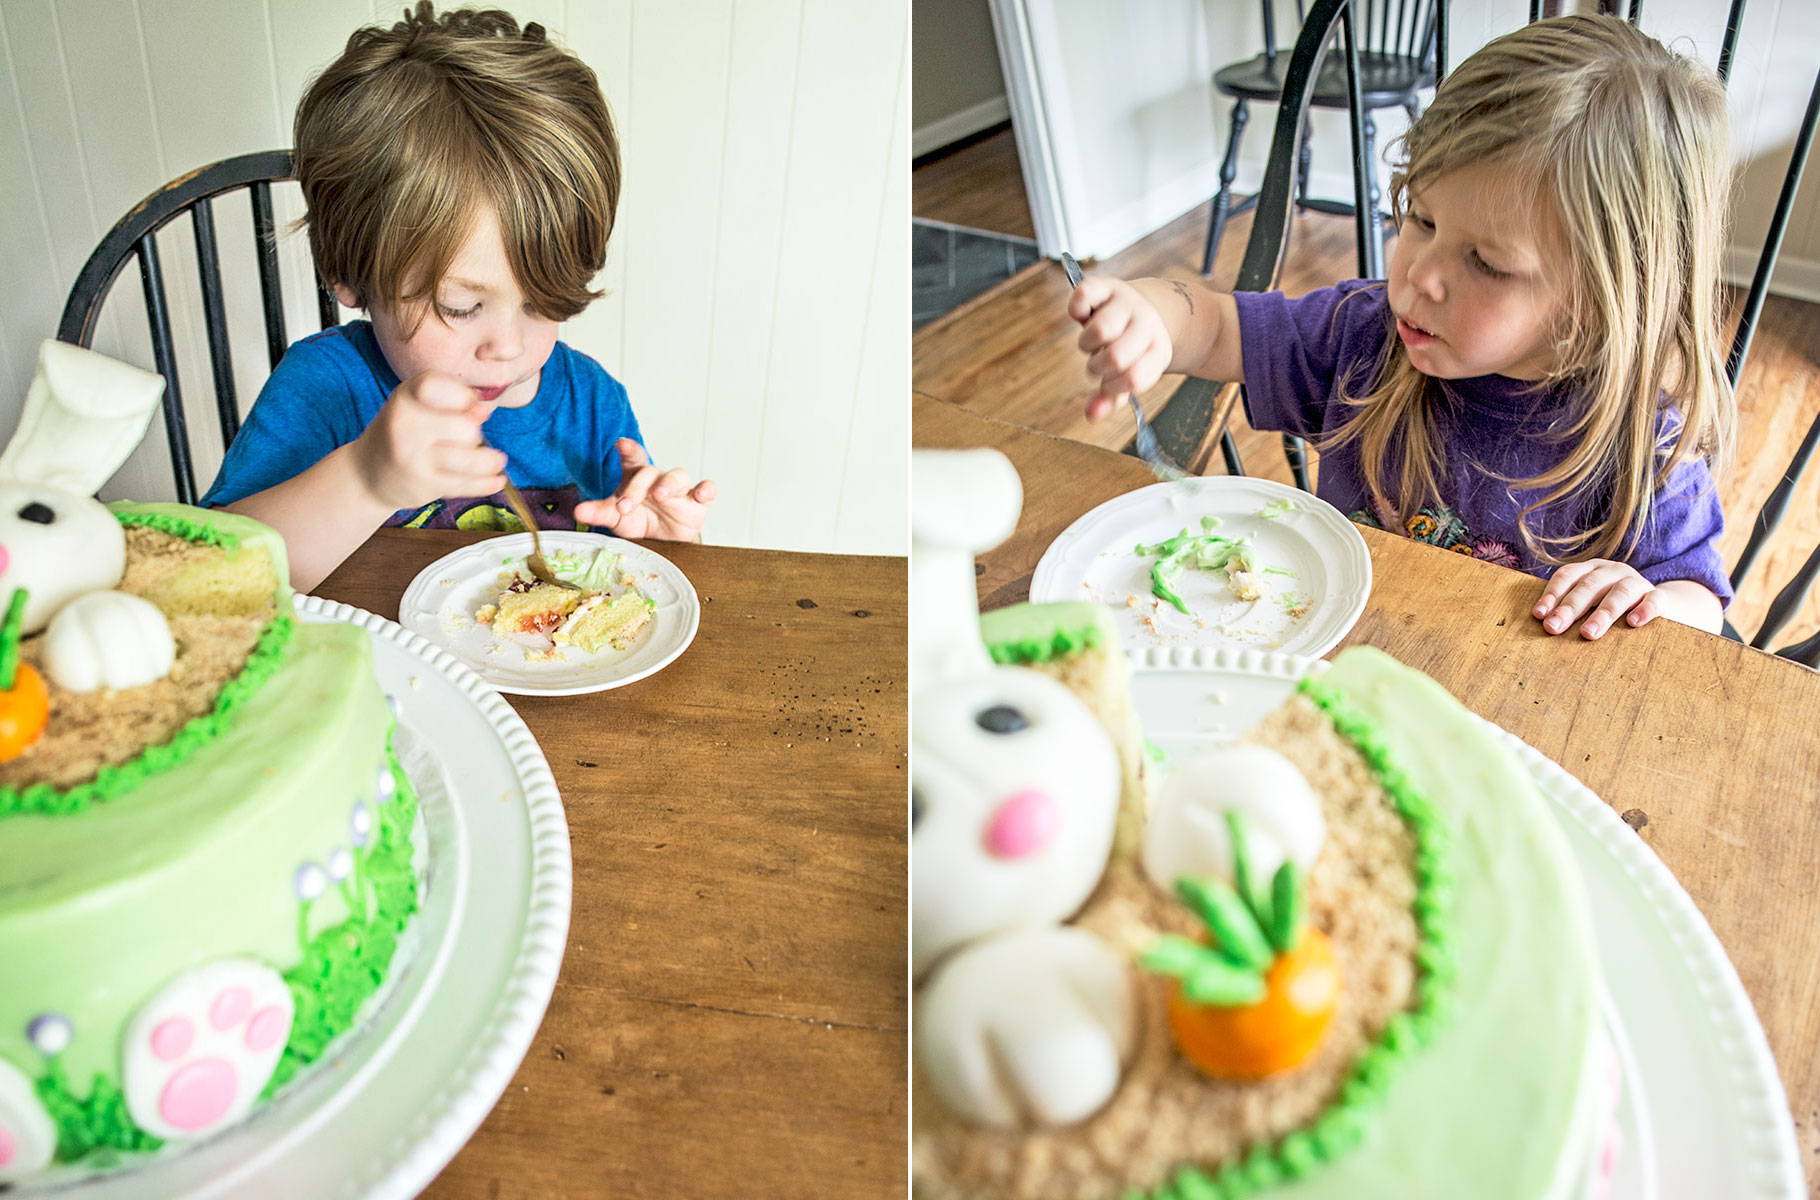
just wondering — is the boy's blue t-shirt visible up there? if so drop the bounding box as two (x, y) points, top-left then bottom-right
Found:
(200, 320), (643, 530)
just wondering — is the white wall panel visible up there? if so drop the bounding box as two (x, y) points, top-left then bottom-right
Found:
(1008, 0), (1820, 299)
(0, 0), (909, 556)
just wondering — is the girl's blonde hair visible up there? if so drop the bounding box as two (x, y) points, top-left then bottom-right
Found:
(294, 2), (619, 329)
(1323, 14), (1735, 565)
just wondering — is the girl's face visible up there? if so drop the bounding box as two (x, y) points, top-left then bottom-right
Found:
(1386, 164), (1569, 382)
(336, 206), (559, 409)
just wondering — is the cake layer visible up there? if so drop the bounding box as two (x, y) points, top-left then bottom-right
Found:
(0, 617), (395, 1090)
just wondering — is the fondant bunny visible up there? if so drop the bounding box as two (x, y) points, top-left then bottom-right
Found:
(911, 449), (1331, 1131)
(0, 341), (175, 692)
(910, 448), (1135, 1127)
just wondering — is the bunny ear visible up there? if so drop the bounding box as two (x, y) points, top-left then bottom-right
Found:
(0, 341), (165, 495)
(911, 449), (1025, 683)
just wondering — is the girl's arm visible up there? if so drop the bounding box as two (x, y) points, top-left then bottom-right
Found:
(1069, 276), (1241, 420)
(223, 372), (505, 592)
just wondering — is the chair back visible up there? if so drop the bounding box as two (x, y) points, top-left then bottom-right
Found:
(56, 150), (341, 505)
(1160, 0), (1415, 482)
(1691, 0), (1820, 665)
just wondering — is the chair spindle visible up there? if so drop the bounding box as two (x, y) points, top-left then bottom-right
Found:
(190, 198), (241, 451)
(250, 181), (289, 372)
(1725, 67), (1820, 387)
(135, 233), (197, 505)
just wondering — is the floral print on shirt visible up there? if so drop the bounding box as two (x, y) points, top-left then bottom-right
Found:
(1350, 494), (1522, 569)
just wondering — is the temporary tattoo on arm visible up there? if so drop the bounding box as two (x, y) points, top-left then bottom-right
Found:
(1169, 280), (1196, 314)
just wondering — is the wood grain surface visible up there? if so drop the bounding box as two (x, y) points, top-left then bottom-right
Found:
(314, 529), (907, 1199)
(916, 394), (1820, 1185)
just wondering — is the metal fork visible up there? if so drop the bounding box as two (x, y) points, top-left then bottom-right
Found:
(500, 477), (581, 590)
(1060, 252), (1189, 482)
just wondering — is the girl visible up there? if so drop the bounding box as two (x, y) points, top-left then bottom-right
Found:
(1069, 15), (1736, 641)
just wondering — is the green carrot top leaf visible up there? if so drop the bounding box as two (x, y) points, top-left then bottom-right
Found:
(0, 588), (28, 691)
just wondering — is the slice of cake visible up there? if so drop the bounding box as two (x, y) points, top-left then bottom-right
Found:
(978, 600), (1149, 859)
(492, 580), (585, 637)
(475, 549), (654, 658)
(553, 590), (653, 653)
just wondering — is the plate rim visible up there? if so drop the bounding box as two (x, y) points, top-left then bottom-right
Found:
(297, 595), (573, 1200)
(391, 530), (702, 696)
(1031, 478), (1372, 660)
(1130, 651), (1803, 1198)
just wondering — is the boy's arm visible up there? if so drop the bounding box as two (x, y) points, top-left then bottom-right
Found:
(223, 372), (505, 592)
(221, 444), (403, 593)
(1069, 275), (1240, 419)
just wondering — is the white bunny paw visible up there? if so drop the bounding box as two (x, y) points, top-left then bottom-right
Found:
(42, 590), (175, 692)
(1142, 744), (1325, 893)
(122, 959), (293, 1140)
(0, 1054), (57, 1181)
(916, 926), (1134, 1128)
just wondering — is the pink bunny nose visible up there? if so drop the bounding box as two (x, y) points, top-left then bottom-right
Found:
(983, 790), (1057, 858)
(0, 544), (10, 577)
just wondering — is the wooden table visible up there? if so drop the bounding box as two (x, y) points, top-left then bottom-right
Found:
(315, 529), (907, 1199)
(916, 392), (1820, 1181)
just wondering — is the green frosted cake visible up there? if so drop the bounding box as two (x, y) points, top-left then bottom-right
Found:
(913, 632), (1616, 1199)
(0, 503), (419, 1183)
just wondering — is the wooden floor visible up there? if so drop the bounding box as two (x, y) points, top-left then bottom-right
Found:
(912, 127), (1036, 240)
(912, 135), (1820, 657)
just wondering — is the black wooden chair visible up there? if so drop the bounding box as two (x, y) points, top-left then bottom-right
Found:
(1152, 0), (1402, 491)
(1199, 0), (1437, 280)
(56, 150), (341, 505)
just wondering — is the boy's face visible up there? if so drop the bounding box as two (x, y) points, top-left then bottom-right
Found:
(1386, 164), (1568, 382)
(337, 206), (559, 408)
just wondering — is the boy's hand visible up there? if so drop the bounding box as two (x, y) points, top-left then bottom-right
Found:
(352, 372), (504, 510)
(575, 438), (716, 541)
(1534, 560), (1662, 640)
(1068, 276), (1173, 421)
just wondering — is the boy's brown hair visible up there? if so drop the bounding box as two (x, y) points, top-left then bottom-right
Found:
(294, 1), (618, 327)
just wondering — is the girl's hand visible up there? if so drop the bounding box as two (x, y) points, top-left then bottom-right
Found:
(352, 372), (504, 510)
(1068, 276), (1173, 421)
(575, 438), (716, 541)
(1534, 560), (1663, 640)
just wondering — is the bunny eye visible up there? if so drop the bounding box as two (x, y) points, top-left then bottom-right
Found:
(911, 788), (925, 829)
(17, 502), (54, 525)
(975, 705), (1029, 734)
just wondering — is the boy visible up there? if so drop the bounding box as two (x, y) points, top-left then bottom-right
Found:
(204, 2), (713, 591)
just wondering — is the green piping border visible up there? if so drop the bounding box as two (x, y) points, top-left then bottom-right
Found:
(0, 511), (280, 819)
(984, 622), (1105, 666)
(0, 617), (294, 817)
(30, 733), (421, 1164)
(114, 509), (242, 551)
(1139, 677), (1457, 1200)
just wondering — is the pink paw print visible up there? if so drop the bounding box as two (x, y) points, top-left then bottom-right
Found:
(123, 959), (294, 1140)
(0, 1054), (57, 1181)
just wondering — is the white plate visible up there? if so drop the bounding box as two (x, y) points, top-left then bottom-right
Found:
(1030, 478), (1370, 659)
(1130, 647), (1802, 1200)
(396, 531), (701, 696)
(23, 598), (572, 1199)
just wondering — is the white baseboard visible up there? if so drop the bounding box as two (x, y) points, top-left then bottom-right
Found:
(913, 95), (1012, 159)
(1078, 161), (1223, 261)
(1724, 245), (1820, 305)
